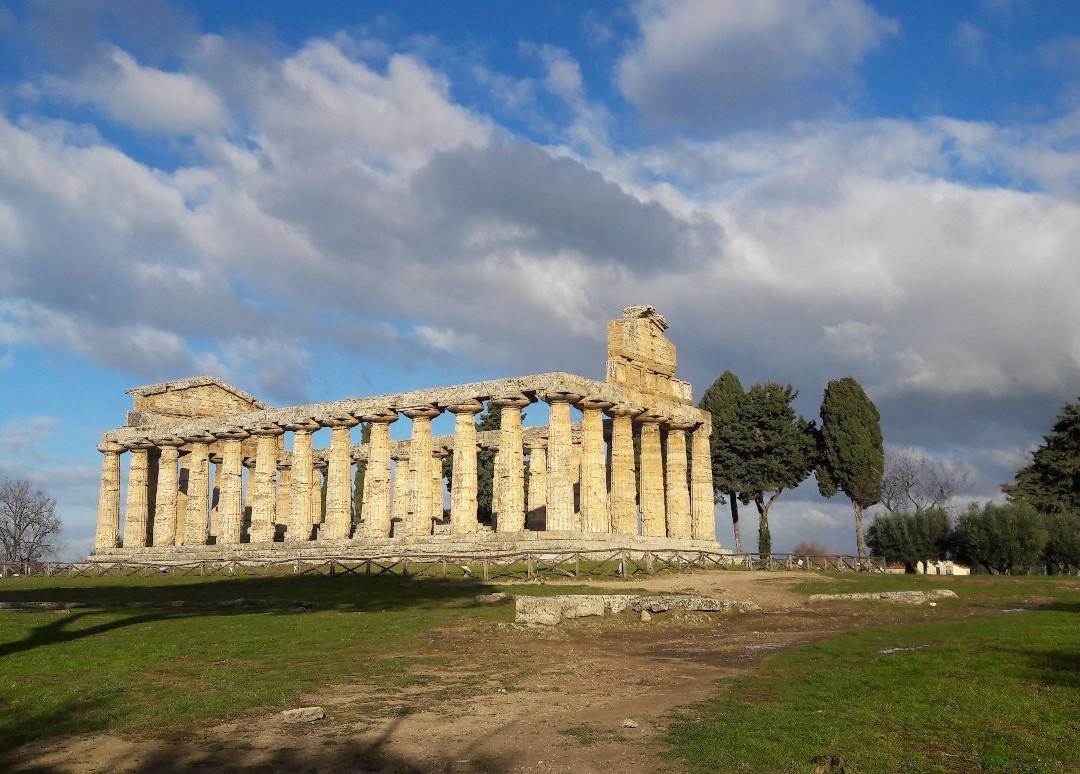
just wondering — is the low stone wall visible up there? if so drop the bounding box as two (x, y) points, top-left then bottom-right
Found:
(807, 590), (958, 604)
(514, 594), (758, 625)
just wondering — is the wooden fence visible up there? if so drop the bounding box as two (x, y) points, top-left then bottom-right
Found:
(0, 551), (884, 580)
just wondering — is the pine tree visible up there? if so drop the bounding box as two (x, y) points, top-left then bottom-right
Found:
(738, 382), (816, 556)
(817, 377), (884, 557)
(698, 371), (748, 553)
(1003, 398), (1080, 514)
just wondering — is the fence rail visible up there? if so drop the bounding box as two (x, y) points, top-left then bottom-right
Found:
(0, 551), (885, 580)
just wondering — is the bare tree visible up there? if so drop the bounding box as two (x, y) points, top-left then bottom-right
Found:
(791, 539), (831, 556)
(880, 447), (971, 514)
(0, 478), (62, 564)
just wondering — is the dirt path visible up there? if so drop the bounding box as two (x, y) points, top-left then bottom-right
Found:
(12, 572), (857, 773)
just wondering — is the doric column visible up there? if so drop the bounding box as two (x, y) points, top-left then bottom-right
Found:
(578, 398), (613, 533)
(403, 406), (441, 537)
(242, 457), (255, 538)
(250, 426), (283, 543)
(311, 458), (328, 534)
(543, 392), (582, 532)
(491, 393), (531, 533)
(391, 450), (409, 533)
(606, 404), (642, 535)
(691, 422), (717, 541)
(122, 441), (154, 549)
(322, 417), (359, 540)
(276, 461), (292, 540)
(360, 410), (397, 538)
(282, 419), (320, 542)
(182, 434), (215, 545)
(525, 438), (547, 530)
(447, 401), (483, 535)
(152, 438), (184, 547)
(431, 447), (449, 525)
(664, 422), (694, 539)
(175, 452), (190, 544)
(208, 452), (222, 541)
(95, 441), (125, 551)
(637, 412), (668, 537)
(215, 430), (249, 545)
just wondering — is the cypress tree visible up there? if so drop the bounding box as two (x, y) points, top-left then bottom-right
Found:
(817, 377), (884, 557)
(698, 372), (748, 553)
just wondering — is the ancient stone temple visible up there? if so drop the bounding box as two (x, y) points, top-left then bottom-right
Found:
(90, 306), (720, 561)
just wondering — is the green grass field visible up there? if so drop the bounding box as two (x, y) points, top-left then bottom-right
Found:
(667, 574), (1080, 773)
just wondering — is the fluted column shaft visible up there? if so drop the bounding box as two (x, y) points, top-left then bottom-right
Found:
(286, 423), (318, 542)
(123, 446), (151, 549)
(311, 460), (327, 532)
(579, 401), (612, 533)
(431, 449), (447, 524)
(250, 429), (282, 542)
(526, 440), (547, 530)
(325, 421), (357, 540)
(544, 393), (581, 531)
(360, 413), (396, 538)
(152, 441), (182, 547)
(95, 442), (125, 551)
(183, 439), (212, 545)
(492, 396), (529, 533)
(448, 402), (482, 535)
(391, 452), (409, 532)
(607, 405), (641, 535)
(691, 423), (717, 541)
(404, 407), (440, 537)
(664, 425), (693, 539)
(638, 418), (667, 537)
(276, 464), (292, 539)
(176, 454), (189, 544)
(217, 436), (246, 545)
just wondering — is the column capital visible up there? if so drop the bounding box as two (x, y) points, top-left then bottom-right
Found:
(489, 392), (532, 409)
(251, 424), (285, 438)
(358, 408), (399, 423)
(182, 432), (217, 445)
(97, 441), (127, 455)
(242, 456), (257, 468)
(390, 451), (410, 462)
(209, 452), (223, 465)
(526, 437), (549, 449)
(320, 415), (360, 429)
(634, 409), (670, 425)
(312, 458), (329, 471)
(280, 419), (321, 433)
(605, 403), (644, 419)
(540, 391), (583, 404)
(150, 436), (186, 448)
(667, 420), (697, 431)
(125, 438), (157, 451)
(276, 457), (293, 470)
(444, 399), (484, 415)
(402, 405), (441, 420)
(576, 397), (614, 412)
(214, 428), (251, 441)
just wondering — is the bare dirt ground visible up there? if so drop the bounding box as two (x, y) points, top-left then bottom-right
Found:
(11, 571), (884, 774)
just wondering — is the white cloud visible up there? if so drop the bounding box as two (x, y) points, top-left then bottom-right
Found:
(40, 45), (228, 134)
(617, 0), (898, 129)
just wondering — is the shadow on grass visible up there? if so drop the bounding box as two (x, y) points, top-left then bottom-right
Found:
(3, 712), (518, 773)
(1014, 646), (1080, 689)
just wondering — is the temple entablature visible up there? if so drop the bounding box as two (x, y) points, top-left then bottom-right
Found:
(91, 307), (718, 558)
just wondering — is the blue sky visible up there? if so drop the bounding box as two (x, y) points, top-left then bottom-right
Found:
(2, 0), (1079, 559)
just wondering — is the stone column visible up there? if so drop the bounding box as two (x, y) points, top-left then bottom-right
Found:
(322, 417), (359, 540)
(431, 447), (449, 525)
(122, 441), (154, 549)
(250, 427), (283, 543)
(637, 412), (668, 538)
(403, 406), (441, 537)
(525, 438), (547, 530)
(95, 441), (125, 552)
(691, 422), (716, 542)
(578, 399), (613, 533)
(175, 452), (190, 544)
(360, 410), (397, 538)
(152, 438), (184, 547)
(543, 392), (582, 532)
(447, 401), (483, 535)
(282, 420), (320, 542)
(182, 434), (215, 545)
(208, 452), (222, 541)
(491, 394), (531, 533)
(664, 422), (694, 539)
(391, 450), (409, 534)
(242, 457), (255, 539)
(215, 430), (248, 545)
(606, 404), (642, 535)
(276, 461), (292, 540)
(311, 458), (328, 535)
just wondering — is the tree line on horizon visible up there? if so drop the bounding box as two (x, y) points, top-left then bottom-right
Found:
(697, 370), (1080, 573)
